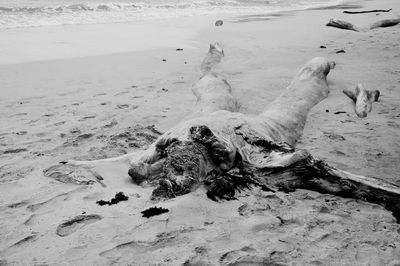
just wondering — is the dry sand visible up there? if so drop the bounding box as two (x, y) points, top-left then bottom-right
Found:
(1, 0), (400, 265)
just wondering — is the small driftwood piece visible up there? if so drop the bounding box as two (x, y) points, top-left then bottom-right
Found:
(343, 84), (380, 118)
(327, 18), (400, 32)
(343, 8), (392, 14)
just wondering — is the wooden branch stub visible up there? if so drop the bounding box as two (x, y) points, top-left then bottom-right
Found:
(343, 8), (392, 14)
(343, 84), (380, 118)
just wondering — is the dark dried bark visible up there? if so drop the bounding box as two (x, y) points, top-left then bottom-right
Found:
(343, 8), (392, 14)
(326, 19), (360, 31)
(254, 154), (400, 222)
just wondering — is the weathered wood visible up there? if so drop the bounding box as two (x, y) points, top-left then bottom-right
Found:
(326, 19), (360, 31)
(327, 18), (400, 31)
(261, 57), (335, 146)
(56, 43), (400, 222)
(343, 84), (380, 118)
(159, 128), (400, 222)
(343, 8), (392, 14)
(369, 18), (400, 29)
(200, 42), (224, 75)
(194, 42), (240, 114)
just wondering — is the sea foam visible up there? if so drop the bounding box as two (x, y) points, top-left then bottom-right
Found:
(0, 0), (342, 29)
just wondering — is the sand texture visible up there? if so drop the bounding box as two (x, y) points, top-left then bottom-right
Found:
(1, 0), (400, 265)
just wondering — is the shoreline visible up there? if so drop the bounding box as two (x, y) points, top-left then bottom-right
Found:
(0, 0), (362, 102)
(0, 0), (352, 67)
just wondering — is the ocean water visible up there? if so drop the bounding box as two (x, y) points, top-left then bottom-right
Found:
(0, 0), (341, 29)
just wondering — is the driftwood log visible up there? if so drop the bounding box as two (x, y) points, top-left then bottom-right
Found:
(327, 18), (400, 31)
(51, 43), (400, 222)
(343, 84), (380, 118)
(343, 8), (392, 14)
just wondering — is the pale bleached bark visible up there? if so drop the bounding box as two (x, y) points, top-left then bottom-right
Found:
(260, 57), (335, 146)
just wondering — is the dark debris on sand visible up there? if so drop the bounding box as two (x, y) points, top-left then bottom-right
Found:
(141, 207), (169, 218)
(96, 192), (129, 206)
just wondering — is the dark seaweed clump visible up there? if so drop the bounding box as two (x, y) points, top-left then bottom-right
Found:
(96, 192), (128, 206)
(141, 207), (169, 218)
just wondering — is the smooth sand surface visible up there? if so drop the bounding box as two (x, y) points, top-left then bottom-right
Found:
(1, 0), (400, 265)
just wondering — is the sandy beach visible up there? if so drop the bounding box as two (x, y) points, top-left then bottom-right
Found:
(1, 0), (400, 264)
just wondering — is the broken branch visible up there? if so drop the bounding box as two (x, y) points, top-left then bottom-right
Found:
(343, 84), (380, 118)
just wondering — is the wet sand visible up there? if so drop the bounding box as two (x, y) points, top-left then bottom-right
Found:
(1, 0), (400, 264)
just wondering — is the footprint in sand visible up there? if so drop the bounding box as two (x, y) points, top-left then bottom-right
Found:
(103, 119), (118, 128)
(3, 234), (38, 254)
(69, 127), (81, 134)
(26, 187), (85, 212)
(7, 200), (29, 209)
(100, 231), (179, 259)
(99, 240), (147, 258)
(94, 93), (107, 97)
(43, 164), (101, 185)
(78, 115), (96, 121)
(15, 131), (27, 135)
(219, 246), (286, 266)
(54, 121), (66, 126)
(9, 112), (28, 118)
(323, 132), (345, 141)
(1, 148), (27, 155)
(116, 104), (130, 109)
(0, 165), (34, 184)
(114, 91), (130, 96)
(63, 133), (94, 146)
(56, 214), (102, 237)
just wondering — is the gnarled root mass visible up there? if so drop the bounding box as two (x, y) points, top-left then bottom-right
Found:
(145, 124), (400, 222)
